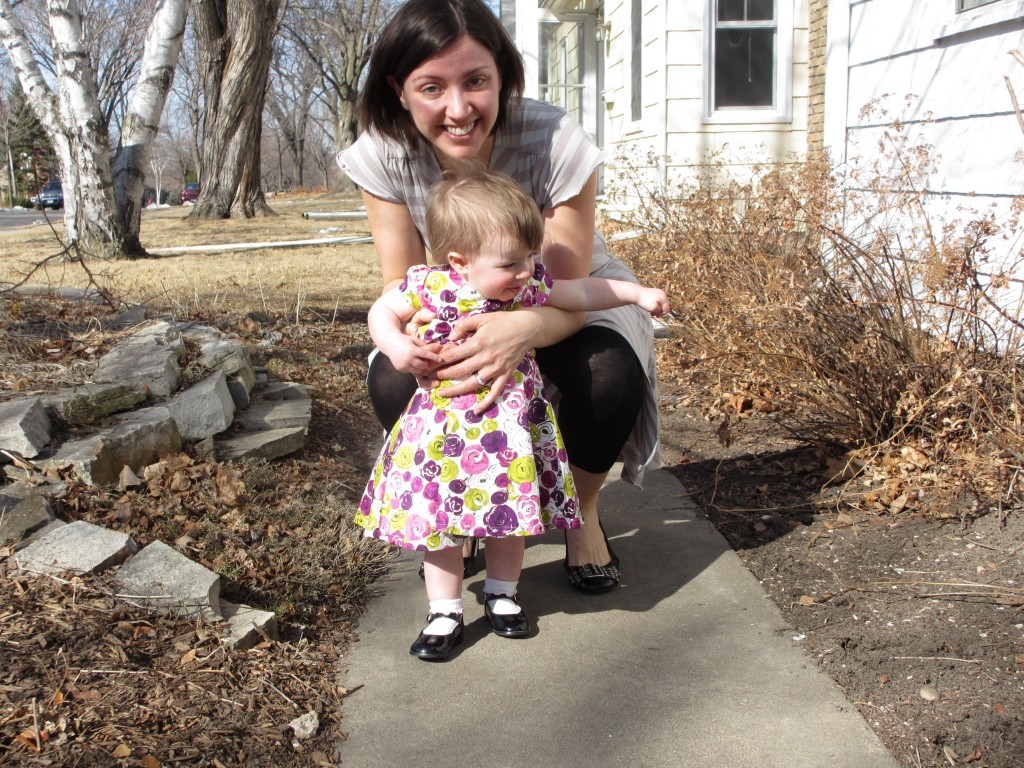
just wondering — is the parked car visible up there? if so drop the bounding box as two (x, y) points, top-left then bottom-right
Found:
(35, 179), (64, 210)
(180, 182), (199, 204)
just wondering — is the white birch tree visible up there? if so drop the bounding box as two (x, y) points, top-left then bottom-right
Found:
(0, 0), (188, 257)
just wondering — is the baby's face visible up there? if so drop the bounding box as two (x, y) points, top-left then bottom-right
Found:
(456, 234), (536, 302)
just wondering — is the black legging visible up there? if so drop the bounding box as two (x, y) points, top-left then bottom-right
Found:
(366, 325), (644, 475)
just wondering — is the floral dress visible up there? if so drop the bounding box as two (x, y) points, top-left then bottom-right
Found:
(355, 262), (580, 552)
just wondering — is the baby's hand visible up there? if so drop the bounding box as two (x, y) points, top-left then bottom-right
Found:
(381, 335), (443, 375)
(638, 287), (671, 317)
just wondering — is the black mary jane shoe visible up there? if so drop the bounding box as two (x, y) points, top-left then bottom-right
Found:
(483, 593), (531, 638)
(564, 525), (621, 594)
(409, 612), (464, 661)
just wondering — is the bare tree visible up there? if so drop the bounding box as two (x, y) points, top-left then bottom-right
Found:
(281, 0), (394, 174)
(265, 33), (320, 189)
(190, 0), (280, 219)
(0, 0), (189, 257)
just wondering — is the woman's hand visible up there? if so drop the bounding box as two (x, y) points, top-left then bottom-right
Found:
(435, 307), (583, 413)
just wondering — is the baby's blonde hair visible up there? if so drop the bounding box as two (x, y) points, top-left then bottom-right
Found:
(426, 162), (544, 265)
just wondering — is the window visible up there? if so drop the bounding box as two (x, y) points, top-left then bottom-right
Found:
(704, 0), (793, 123)
(957, 0), (1000, 10)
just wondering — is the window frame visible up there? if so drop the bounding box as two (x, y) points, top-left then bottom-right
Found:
(702, 0), (794, 124)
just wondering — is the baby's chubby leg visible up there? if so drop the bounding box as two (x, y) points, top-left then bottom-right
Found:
(423, 545), (465, 600)
(481, 536), (530, 638)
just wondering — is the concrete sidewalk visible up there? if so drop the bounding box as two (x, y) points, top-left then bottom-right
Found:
(337, 467), (900, 768)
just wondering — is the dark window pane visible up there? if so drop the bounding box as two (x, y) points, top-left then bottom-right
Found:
(718, 0), (744, 21)
(748, 0), (774, 20)
(714, 29), (775, 108)
(958, 0), (998, 9)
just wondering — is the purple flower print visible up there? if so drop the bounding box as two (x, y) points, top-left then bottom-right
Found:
(434, 321), (452, 337)
(550, 489), (565, 507)
(438, 304), (458, 321)
(423, 481), (440, 500)
(400, 491), (414, 510)
(480, 430), (508, 453)
(495, 473), (509, 488)
(440, 289), (456, 303)
(444, 435), (465, 457)
(448, 478), (467, 494)
(464, 409), (483, 424)
(435, 510), (449, 529)
(527, 398), (547, 424)
(497, 447), (516, 468)
(414, 448), (425, 465)
(422, 460), (440, 480)
(490, 490), (508, 504)
(484, 504), (518, 536)
(411, 476), (423, 493)
(434, 409), (447, 423)
(443, 497), (465, 514)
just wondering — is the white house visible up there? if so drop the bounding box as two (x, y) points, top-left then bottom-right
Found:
(504, 0), (1022, 235)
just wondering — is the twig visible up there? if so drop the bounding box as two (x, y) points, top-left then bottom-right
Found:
(186, 681), (244, 708)
(31, 697), (40, 752)
(890, 656), (980, 664)
(263, 678), (299, 711)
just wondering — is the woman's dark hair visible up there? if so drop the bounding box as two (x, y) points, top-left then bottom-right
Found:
(356, 0), (525, 147)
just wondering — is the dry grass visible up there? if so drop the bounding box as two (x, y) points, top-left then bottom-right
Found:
(0, 190), (382, 316)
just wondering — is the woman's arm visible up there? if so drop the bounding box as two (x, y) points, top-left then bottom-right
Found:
(361, 190), (429, 294)
(434, 174), (600, 410)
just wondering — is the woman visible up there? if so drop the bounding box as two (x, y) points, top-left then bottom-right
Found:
(338, 0), (660, 594)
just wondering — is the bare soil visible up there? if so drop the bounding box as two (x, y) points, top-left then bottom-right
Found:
(1, 198), (1022, 767)
(657, 394), (1024, 768)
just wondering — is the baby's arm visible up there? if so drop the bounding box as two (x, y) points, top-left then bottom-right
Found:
(546, 277), (671, 316)
(368, 289), (444, 373)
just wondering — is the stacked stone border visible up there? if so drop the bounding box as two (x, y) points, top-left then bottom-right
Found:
(1, 311), (315, 649)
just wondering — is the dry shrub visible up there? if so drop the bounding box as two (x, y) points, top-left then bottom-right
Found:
(609, 120), (1024, 520)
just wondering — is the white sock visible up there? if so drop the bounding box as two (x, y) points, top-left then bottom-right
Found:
(483, 579), (521, 616)
(424, 599), (462, 635)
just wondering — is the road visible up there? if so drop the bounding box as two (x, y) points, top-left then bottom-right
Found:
(0, 209), (48, 230)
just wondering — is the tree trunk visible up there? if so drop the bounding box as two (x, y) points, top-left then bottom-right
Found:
(1, 0), (190, 259)
(113, 0), (190, 256)
(190, 0), (280, 219)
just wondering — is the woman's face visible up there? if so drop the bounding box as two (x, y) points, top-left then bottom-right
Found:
(392, 36), (502, 166)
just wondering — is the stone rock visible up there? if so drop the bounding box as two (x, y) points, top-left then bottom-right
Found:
(0, 489), (53, 544)
(288, 711), (320, 740)
(260, 382), (309, 401)
(115, 539), (220, 618)
(39, 406), (182, 486)
(227, 366), (257, 409)
(219, 601), (279, 650)
(93, 334), (183, 396)
(235, 397), (311, 433)
(0, 397), (53, 458)
(43, 382), (147, 425)
(15, 520), (138, 576)
(166, 370), (235, 440)
(218, 426), (306, 462)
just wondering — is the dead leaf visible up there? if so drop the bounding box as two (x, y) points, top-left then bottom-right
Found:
(963, 747), (984, 763)
(141, 755), (161, 768)
(798, 595), (818, 606)
(179, 648), (197, 666)
(112, 743), (132, 758)
(70, 690), (101, 701)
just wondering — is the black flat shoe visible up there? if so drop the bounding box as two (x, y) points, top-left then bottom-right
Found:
(564, 523), (621, 594)
(483, 593), (531, 638)
(463, 538), (480, 577)
(409, 612), (464, 661)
